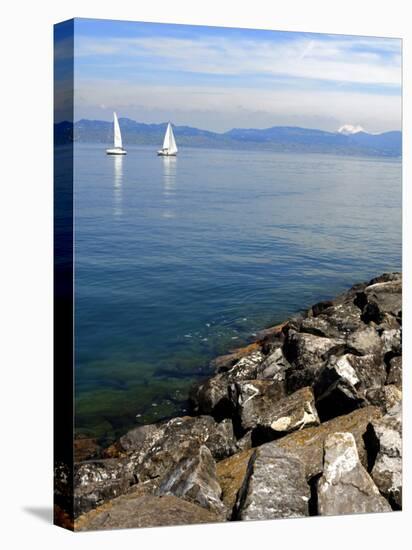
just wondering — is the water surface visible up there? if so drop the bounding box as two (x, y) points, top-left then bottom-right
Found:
(73, 144), (401, 441)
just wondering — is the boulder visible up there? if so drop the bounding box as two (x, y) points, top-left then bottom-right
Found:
(156, 445), (226, 517)
(134, 416), (236, 481)
(346, 326), (383, 356)
(380, 329), (402, 355)
(317, 432), (391, 515)
(190, 351), (265, 419)
(211, 345), (262, 373)
(256, 346), (290, 381)
(75, 494), (222, 530)
(74, 458), (136, 516)
(234, 384), (319, 440)
(234, 444), (310, 520)
(216, 449), (254, 516)
(387, 355), (402, 387)
(371, 409), (402, 509)
(284, 331), (345, 391)
(274, 406), (382, 479)
(361, 278), (402, 323)
(365, 385), (402, 415)
(302, 301), (364, 338)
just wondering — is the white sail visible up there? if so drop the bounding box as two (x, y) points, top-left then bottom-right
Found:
(168, 124), (178, 155)
(162, 122), (178, 154)
(113, 112), (122, 149)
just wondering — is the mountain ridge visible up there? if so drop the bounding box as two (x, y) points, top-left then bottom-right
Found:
(54, 118), (402, 157)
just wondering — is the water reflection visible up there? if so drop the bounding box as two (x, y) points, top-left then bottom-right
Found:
(162, 156), (177, 218)
(113, 155), (123, 217)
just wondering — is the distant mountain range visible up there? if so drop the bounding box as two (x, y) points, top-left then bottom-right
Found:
(54, 118), (402, 157)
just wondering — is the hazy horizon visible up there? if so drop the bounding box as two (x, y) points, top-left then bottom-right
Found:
(57, 18), (402, 134)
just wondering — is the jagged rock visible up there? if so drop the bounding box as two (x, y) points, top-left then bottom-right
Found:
(75, 494), (222, 530)
(234, 384), (319, 441)
(361, 278), (402, 323)
(348, 353), (387, 392)
(234, 444), (310, 520)
(365, 385), (402, 414)
(216, 449), (254, 515)
(371, 409), (402, 509)
(302, 301), (364, 338)
(256, 346), (290, 381)
(387, 356), (402, 387)
(190, 352), (265, 419)
(314, 355), (364, 421)
(74, 458), (136, 516)
(317, 432), (391, 515)
(274, 406), (382, 479)
(380, 329), (402, 355)
(347, 326), (383, 356)
(112, 415), (235, 463)
(134, 416), (236, 481)
(156, 445), (226, 517)
(284, 331), (345, 391)
(211, 343), (262, 373)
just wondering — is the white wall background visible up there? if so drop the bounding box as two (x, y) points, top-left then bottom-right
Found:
(0, 1), (410, 548)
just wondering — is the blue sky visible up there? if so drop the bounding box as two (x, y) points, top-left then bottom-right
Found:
(69, 18), (401, 133)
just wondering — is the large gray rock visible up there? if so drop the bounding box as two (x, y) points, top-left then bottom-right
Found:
(74, 458), (136, 517)
(274, 406), (382, 479)
(134, 416), (236, 481)
(365, 385), (402, 415)
(190, 351), (265, 419)
(361, 278), (402, 323)
(75, 494), (222, 530)
(234, 444), (310, 520)
(302, 301), (365, 338)
(380, 329), (402, 355)
(284, 330), (345, 391)
(317, 432), (391, 515)
(387, 355), (402, 387)
(156, 445), (226, 517)
(233, 383), (319, 438)
(347, 326), (383, 356)
(371, 408), (402, 509)
(256, 346), (290, 381)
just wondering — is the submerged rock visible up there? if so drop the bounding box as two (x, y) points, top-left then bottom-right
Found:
(234, 444), (310, 520)
(317, 432), (391, 515)
(75, 494), (222, 530)
(370, 408), (402, 509)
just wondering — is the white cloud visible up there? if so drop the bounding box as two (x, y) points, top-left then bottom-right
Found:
(75, 34), (401, 86)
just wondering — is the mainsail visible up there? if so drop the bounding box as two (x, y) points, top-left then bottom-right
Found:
(162, 122), (178, 155)
(113, 112), (123, 149)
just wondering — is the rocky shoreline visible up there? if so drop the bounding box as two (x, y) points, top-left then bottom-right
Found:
(56, 272), (402, 530)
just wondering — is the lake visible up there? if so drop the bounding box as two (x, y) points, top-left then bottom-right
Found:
(72, 144), (401, 442)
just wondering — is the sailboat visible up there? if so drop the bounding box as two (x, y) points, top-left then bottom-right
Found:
(157, 122), (178, 156)
(106, 112), (127, 155)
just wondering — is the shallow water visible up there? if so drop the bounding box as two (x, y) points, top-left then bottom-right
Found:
(72, 144), (401, 441)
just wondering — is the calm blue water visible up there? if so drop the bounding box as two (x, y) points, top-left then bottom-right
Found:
(73, 144), (401, 441)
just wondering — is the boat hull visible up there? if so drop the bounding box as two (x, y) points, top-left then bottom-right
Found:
(106, 148), (127, 155)
(157, 150), (177, 156)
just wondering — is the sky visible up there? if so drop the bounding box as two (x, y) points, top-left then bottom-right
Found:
(68, 18), (401, 133)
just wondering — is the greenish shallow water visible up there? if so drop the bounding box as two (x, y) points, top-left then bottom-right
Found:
(72, 144), (401, 443)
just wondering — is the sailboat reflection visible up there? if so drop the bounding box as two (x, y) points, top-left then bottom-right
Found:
(113, 154), (123, 217)
(161, 156), (177, 218)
